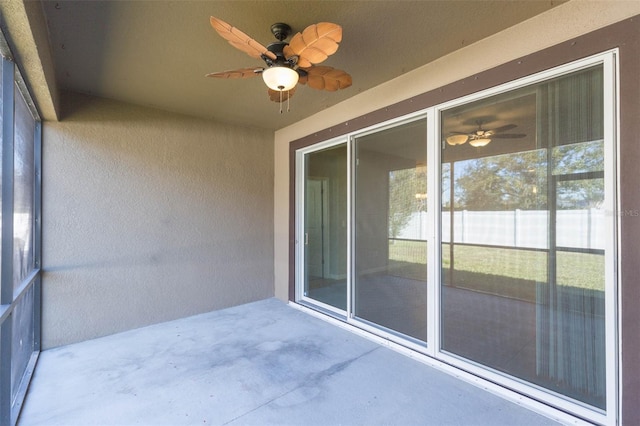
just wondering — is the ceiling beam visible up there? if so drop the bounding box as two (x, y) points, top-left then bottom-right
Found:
(0, 0), (60, 121)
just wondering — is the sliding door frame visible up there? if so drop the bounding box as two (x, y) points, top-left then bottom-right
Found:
(295, 136), (351, 318)
(293, 50), (619, 425)
(431, 50), (618, 426)
(347, 112), (431, 353)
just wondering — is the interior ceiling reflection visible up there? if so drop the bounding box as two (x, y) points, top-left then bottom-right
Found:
(442, 89), (538, 164)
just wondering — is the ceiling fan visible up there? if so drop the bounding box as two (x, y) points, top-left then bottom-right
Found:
(446, 121), (526, 147)
(206, 17), (352, 112)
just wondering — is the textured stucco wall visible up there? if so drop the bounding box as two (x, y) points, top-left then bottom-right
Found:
(42, 92), (274, 349)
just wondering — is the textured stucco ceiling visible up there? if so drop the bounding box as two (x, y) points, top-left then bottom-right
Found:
(41, 1), (564, 130)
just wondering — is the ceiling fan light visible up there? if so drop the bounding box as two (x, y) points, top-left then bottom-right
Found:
(262, 66), (299, 91)
(446, 135), (469, 146)
(469, 137), (491, 147)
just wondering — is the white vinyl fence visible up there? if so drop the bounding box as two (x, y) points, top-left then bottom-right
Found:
(398, 209), (605, 250)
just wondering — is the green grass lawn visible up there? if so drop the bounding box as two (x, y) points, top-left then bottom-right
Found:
(388, 239), (604, 302)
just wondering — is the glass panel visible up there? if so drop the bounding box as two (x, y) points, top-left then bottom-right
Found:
(303, 144), (347, 311)
(441, 65), (606, 409)
(13, 85), (35, 291)
(354, 119), (428, 341)
(11, 284), (35, 404)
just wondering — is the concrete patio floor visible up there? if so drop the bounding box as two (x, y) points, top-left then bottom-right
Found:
(18, 298), (560, 426)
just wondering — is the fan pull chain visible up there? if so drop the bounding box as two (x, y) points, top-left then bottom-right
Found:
(276, 87), (291, 114)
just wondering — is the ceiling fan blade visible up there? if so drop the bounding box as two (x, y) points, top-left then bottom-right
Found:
(300, 66), (352, 91)
(210, 17), (277, 61)
(283, 22), (343, 68)
(268, 86), (296, 103)
(449, 131), (473, 136)
(205, 67), (263, 79)
(490, 133), (527, 139)
(489, 124), (517, 133)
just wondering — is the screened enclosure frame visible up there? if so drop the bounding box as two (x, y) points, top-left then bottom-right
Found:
(0, 30), (43, 426)
(293, 51), (619, 425)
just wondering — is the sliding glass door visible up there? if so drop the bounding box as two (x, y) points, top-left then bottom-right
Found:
(440, 64), (610, 411)
(295, 52), (616, 423)
(353, 119), (428, 342)
(301, 143), (348, 312)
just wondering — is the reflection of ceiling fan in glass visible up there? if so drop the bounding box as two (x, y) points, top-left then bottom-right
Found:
(446, 120), (526, 147)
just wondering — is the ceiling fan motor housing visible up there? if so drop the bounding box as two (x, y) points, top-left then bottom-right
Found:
(264, 41), (298, 68)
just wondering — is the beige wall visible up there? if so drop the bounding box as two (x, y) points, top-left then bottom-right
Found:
(42, 92), (274, 348)
(273, 0), (640, 301)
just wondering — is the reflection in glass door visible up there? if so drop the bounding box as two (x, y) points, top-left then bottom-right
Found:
(353, 119), (428, 342)
(302, 143), (347, 311)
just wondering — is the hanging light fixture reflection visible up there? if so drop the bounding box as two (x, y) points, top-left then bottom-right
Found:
(469, 137), (491, 147)
(445, 135), (469, 146)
